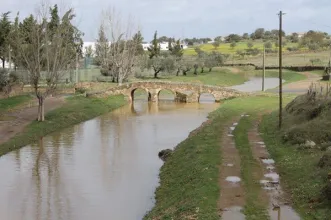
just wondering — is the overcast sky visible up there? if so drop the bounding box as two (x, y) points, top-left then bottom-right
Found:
(1, 0), (331, 41)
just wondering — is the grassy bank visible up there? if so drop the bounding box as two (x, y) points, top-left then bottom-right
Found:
(260, 92), (331, 219)
(0, 95), (126, 157)
(144, 95), (294, 220)
(0, 95), (33, 113)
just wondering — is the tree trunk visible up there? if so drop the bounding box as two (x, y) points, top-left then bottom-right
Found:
(176, 68), (180, 76)
(209, 67), (212, 72)
(194, 68), (198, 75)
(37, 96), (45, 122)
(201, 67), (204, 73)
(154, 70), (160, 78)
(182, 70), (187, 76)
(1, 59), (4, 69)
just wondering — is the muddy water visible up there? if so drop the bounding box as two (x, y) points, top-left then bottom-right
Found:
(0, 98), (218, 220)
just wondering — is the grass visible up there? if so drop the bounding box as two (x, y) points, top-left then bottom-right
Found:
(260, 112), (331, 219)
(0, 95), (33, 113)
(0, 95), (126, 157)
(183, 41), (300, 56)
(135, 68), (248, 87)
(233, 116), (270, 219)
(144, 95), (294, 220)
(227, 50), (331, 66)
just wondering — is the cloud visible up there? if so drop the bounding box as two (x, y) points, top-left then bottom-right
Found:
(1, 0), (331, 41)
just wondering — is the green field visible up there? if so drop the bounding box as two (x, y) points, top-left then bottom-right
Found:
(184, 41), (300, 56)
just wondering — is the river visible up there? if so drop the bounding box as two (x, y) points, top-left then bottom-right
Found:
(0, 78), (282, 220)
(0, 94), (218, 220)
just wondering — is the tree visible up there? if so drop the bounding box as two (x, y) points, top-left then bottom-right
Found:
(179, 57), (194, 76)
(195, 48), (206, 73)
(10, 5), (83, 121)
(230, 42), (237, 49)
(170, 39), (183, 58)
(214, 36), (223, 42)
(0, 12), (11, 68)
(225, 34), (241, 43)
(132, 31), (144, 55)
(85, 45), (94, 57)
(242, 33), (249, 40)
(94, 23), (110, 75)
(264, 41), (273, 49)
(212, 40), (220, 50)
(247, 41), (254, 49)
(148, 31), (160, 59)
(148, 52), (175, 78)
(252, 28), (265, 39)
(205, 51), (226, 72)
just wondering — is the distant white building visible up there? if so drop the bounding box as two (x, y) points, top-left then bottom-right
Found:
(142, 41), (188, 51)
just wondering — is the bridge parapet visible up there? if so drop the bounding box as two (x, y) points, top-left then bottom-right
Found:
(85, 81), (245, 102)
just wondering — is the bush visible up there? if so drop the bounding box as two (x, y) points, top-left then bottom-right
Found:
(287, 47), (299, 52)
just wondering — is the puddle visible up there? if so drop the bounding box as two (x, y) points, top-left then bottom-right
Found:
(267, 165), (275, 170)
(227, 134), (234, 137)
(225, 176), (241, 183)
(233, 122), (238, 126)
(264, 173), (279, 182)
(221, 206), (245, 220)
(230, 127), (236, 131)
(256, 141), (265, 145)
(269, 205), (301, 220)
(226, 163), (234, 167)
(262, 159), (275, 165)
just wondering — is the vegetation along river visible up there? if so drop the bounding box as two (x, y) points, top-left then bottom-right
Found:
(0, 92), (218, 220)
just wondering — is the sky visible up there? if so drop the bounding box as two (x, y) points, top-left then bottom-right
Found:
(1, 0), (331, 41)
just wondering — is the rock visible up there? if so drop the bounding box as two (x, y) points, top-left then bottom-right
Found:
(318, 152), (331, 168)
(158, 149), (173, 161)
(300, 140), (316, 149)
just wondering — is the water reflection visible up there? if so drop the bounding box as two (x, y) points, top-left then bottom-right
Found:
(0, 101), (218, 220)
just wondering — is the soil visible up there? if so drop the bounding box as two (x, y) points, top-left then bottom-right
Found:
(0, 96), (66, 145)
(218, 119), (246, 218)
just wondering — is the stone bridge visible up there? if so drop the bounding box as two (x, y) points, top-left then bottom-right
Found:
(86, 81), (244, 102)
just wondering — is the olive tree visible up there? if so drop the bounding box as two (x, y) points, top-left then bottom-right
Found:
(148, 52), (175, 78)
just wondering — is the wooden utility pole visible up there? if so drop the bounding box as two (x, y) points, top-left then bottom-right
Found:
(76, 52), (79, 83)
(262, 45), (265, 91)
(8, 45), (11, 72)
(278, 11), (285, 129)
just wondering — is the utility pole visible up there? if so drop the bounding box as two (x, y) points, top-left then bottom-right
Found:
(262, 45), (265, 91)
(8, 45), (11, 72)
(278, 11), (285, 129)
(76, 52), (79, 83)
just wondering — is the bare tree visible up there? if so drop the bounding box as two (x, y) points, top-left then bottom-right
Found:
(10, 3), (82, 121)
(101, 7), (140, 85)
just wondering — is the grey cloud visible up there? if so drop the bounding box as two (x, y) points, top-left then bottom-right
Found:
(1, 0), (330, 41)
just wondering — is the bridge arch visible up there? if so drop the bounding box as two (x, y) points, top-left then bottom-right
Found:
(130, 88), (151, 101)
(158, 89), (175, 101)
(198, 93), (216, 103)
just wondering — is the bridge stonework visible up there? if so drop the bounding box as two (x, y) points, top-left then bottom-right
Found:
(85, 81), (243, 103)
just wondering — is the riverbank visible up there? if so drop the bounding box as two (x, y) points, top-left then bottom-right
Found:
(0, 95), (126, 157)
(260, 91), (331, 219)
(144, 95), (295, 219)
(0, 95), (33, 114)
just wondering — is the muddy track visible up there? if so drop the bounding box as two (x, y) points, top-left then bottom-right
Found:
(218, 118), (245, 219)
(0, 97), (66, 145)
(249, 119), (300, 220)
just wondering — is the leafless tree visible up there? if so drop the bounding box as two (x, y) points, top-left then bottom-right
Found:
(101, 7), (140, 85)
(10, 2), (82, 121)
